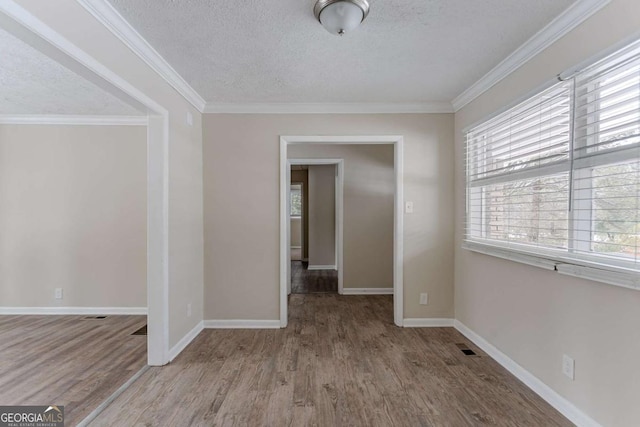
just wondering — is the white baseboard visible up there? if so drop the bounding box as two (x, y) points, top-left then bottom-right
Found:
(403, 318), (455, 327)
(290, 246), (302, 249)
(342, 288), (393, 295)
(454, 320), (602, 427)
(306, 265), (337, 270)
(169, 320), (204, 362)
(0, 307), (147, 315)
(203, 319), (281, 329)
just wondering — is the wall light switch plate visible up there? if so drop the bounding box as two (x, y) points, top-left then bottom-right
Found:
(54, 288), (63, 300)
(187, 303), (192, 318)
(562, 354), (575, 380)
(419, 293), (428, 305)
(186, 111), (193, 126)
(405, 201), (414, 214)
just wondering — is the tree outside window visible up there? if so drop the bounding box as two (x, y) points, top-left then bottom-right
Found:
(290, 186), (302, 216)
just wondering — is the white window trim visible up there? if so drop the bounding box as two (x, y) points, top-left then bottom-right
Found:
(463, 38), (640, 291)
(463, 239), (640, 290)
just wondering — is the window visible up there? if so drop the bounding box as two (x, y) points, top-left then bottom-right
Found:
(465, 39), (640, 288)
(290, 185), (302, 216)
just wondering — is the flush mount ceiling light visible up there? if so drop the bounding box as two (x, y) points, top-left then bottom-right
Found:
(314, 0), (370, 36)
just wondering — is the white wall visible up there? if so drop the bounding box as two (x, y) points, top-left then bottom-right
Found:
(0, 124), (146, 308)
(290, 217), (302, 248)
(290, 169), (308, 258)
(289, 183), (302, 249)
(454, 1), (640, 425)
(289, 144), (395, 289)
(17, 0), (205, 349)
(307, 165), (336, 267)
(203, 113), (454, 320)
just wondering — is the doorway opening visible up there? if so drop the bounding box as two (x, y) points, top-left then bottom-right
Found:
(290, 182), (304, 262)
(280, 136), (404, 327)
(0, 4), (170, 366)
(288, 161), (343, 295)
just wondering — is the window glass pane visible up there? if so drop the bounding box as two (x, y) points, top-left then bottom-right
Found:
(588, 161), (639, 261)
(469, 174), (569, 248)
(290, 188), (302, 216)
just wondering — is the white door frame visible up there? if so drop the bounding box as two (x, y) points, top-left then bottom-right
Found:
(0, 2), (170, 365)
(288, 159), (344, 295)
(280, 136), (404, 327)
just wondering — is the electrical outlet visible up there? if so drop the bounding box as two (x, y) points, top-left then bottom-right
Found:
(562, 354), (575, 380)
(54, 288), (63, 300)
(419, 293), (428, 305)
(405, 201), (414, 214)
(187, 303), (192, 318)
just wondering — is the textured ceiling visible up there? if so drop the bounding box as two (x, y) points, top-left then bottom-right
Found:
(108, 0), (574, 104)
(0, 27), (143, 115)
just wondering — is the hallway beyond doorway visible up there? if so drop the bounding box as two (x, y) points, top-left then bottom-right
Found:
(291, 261), (337, 294)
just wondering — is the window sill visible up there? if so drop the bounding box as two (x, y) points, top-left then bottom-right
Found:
(462, 240), (640, 291)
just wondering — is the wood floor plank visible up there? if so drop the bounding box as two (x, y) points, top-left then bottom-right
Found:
(89, 295), (573, 426)
(0, 314), (146, 426)
(291, 261), (338, 294)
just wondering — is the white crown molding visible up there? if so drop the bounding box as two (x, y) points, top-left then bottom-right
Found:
(451, 0), (611, 112)
(203, 319), (281, 329)
(76, 0), (206, 112)
(0, 306), (147, 315)
(0, 114), (147, 126)
(169, 320), (203, 362)
(454, 320), (602, 427)
(342, 287), (394, 295)
(402, 318), (455, 327)
(203, 102), (454, 114)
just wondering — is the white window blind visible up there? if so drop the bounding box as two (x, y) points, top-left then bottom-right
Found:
(466, 82), (572, 252)
(465, 38), (640, 287)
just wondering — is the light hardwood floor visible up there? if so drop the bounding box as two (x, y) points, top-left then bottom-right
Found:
(0, 314), (146, 426)
(90, 295), (571, 426)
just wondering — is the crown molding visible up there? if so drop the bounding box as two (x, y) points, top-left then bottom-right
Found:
(77, 0), (206, 112)
(0, 115), (148, 125)
(451, 0), (611, 112)
(203, 102), (454, 114)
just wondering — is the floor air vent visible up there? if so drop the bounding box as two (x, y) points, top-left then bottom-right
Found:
(84, 316), (107, 319)
(456, 343), (477, 356)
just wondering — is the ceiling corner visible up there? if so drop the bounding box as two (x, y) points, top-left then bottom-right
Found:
(451, 0), (611, 112)
(77, 0), (206, 112)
